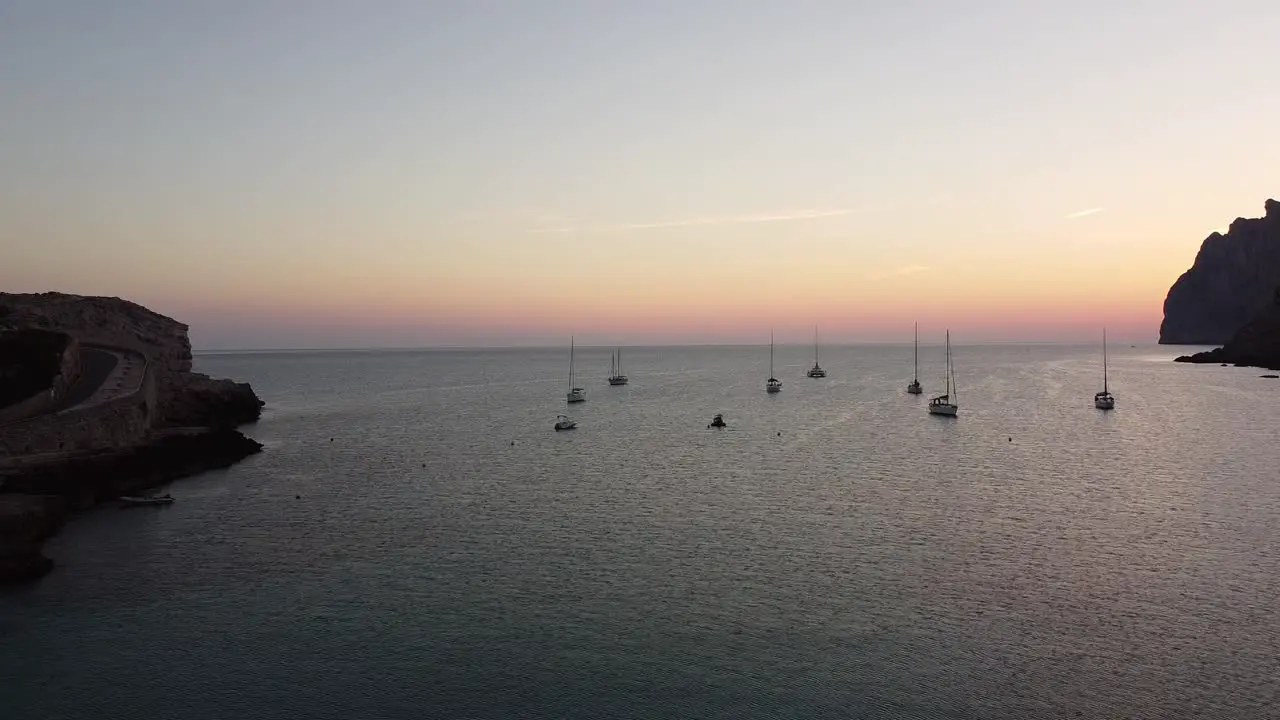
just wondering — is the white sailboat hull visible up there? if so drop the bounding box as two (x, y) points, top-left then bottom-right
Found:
(766, 379), (782, 393)
(1094, 393), (1114, 410)
(608, 376), (628, 386)
(907, 381), (922, 394)
(928, 401), (958, 416)
(567, 389), (585, 403)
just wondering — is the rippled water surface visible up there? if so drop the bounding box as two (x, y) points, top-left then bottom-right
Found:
(4, 344), (1280, 719)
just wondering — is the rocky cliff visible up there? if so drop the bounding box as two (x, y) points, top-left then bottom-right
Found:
(0, 292), (262, 428)
(1159, 199), (1280, 344)
(0, 292), (265, 583)
(1162, 194), (1280, 343)
(1174, 289), (1280, 370)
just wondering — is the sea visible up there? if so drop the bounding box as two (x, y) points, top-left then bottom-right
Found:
(3, 343), (1279, 720)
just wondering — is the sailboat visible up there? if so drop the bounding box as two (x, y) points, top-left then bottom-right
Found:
(766, 331), (782, 393)
(566, 336), (585, 403)
(907, 322), (923, 394)
(928, 330), (958, 416)
(1094, 328), (1115, 410)
(607, 347), (629, 386)
(806, 325), (827, 378)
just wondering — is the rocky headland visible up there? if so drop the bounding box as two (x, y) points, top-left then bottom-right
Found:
(1174, 294), (1280, 371)
(0, 292), (264, 583)
(1160, 199), (1280, 345)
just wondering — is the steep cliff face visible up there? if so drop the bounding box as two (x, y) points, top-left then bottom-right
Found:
(1159, 199), (1280, 344)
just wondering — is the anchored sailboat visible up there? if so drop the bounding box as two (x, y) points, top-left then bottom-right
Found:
(806, 325), (826, 378)
(907, 322), (923, 394)
(928, 330), (958, 416)
(566, 336), (585, 403)
(608, 348), (629, 386)
(1094, 328), (1115, 410)
(766, 331), (782, 393)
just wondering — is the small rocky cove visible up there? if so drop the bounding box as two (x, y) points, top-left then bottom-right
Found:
(0, 292), (264, 583)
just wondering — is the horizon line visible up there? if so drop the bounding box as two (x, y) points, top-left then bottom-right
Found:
(193, 339), (1176, 354)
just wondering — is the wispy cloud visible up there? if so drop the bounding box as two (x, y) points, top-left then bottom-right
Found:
(1065, 207), (1104, 219)
(528, 208), (856, 234)
(869, 264), (932, 280)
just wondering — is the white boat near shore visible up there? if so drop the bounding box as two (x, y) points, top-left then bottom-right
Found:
(118, 494), (174, 506)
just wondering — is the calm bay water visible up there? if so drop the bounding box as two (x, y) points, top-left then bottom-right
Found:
(3, 343), (1280, 719)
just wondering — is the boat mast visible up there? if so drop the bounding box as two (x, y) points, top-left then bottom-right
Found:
(1103, 328), (1108, 393)
(770, 330), (775, 377)
(949, 331), (957, 405)
(569, 336), (575, 390)
(814, 324), (819, 366)
(945, 330), (952, 399)
(913, 322), (919, 382)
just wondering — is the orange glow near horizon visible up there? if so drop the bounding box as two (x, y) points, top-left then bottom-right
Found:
(4, 2), (1277, 349)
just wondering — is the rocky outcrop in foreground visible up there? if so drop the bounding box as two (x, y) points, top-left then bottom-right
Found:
(1160, 199), (1280, 345)
(1175, 291), (1280, 371)
(0, 292), (265, 584)
(0, 429), (262, 581)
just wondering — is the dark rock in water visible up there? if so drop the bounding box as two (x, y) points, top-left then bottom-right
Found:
(0, 495), (61, 583)
(161, 374), (263, 429)
(1160, 199), (1280, 344)
(1173, 301), (1280, 371)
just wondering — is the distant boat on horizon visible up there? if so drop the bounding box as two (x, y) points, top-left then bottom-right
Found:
(1095, 328), (1115, 410)
(766, 331), (782, 393)
(566, 336), (585, 403)
(607, 347), (629, 386)
(907, 321), (923, 394)
(806, 324), (827, 378)
(928, 330), (958, 416)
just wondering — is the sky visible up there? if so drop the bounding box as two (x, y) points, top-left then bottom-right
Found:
(2, 0), (1279, 349)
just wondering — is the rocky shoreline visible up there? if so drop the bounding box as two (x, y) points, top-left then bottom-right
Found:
(0, 429), (263, 582)
(1174, 300), (1280, 371)
(0, 292), (266, 584)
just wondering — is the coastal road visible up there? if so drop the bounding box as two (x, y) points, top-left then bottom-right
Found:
(51, 349), (118, 412)
(1, 345), (145, 425)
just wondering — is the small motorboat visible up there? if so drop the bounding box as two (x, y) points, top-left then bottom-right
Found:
(554, 414), (577, 431)
(708, 413), (727, 428)
(119, 493), (174, 506)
